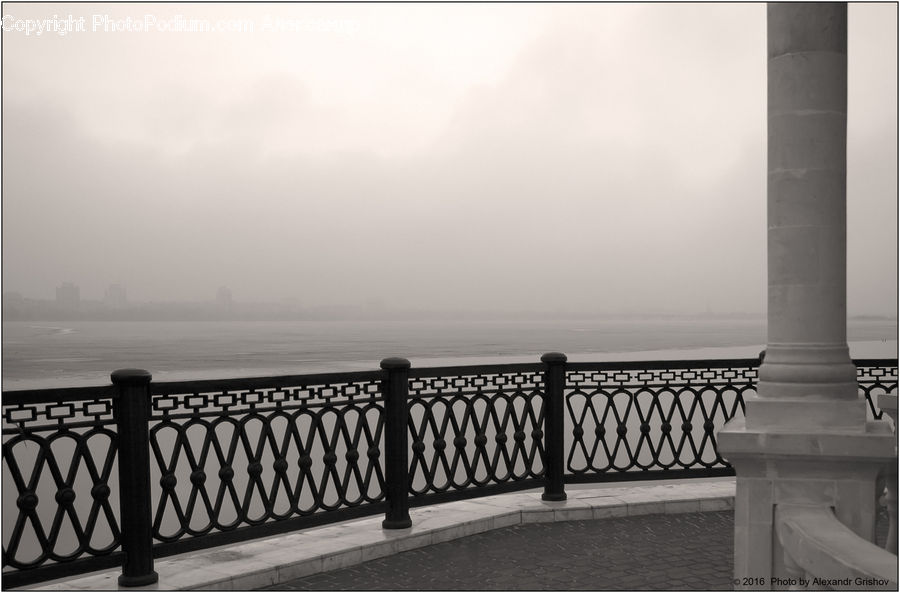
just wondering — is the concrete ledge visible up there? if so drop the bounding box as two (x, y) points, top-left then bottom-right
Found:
(21, 480), (735, 591)
(776, 504), (897, 590)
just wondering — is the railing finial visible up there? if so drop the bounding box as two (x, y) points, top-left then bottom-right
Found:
(380, 357), (411, 371)
(381, 357), (412, 529)
(111, 368), (158, 586)
(541, 352), (567, 501)
(541, 352), (567, 364)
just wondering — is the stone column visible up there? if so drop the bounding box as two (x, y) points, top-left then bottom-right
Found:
(750, 2), (861, 432)
(717, 4), (895, 589)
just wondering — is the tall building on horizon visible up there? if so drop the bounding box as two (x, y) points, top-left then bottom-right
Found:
(55, 282), (80, 309)
(216, 286), (233, 311)
(104, 284), (127, 309)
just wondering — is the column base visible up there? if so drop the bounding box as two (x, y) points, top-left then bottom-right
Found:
(719, 416), (894, 462)
(718, 416), (895, 589)
(745, 395), (867, 432)
(757, 346), (858, 400)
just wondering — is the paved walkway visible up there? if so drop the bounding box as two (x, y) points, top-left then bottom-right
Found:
(27, 481), (736, 590)
(266, 506), (891, 591)
(23, 481), (887, 591)
(265, 511), (735, 591)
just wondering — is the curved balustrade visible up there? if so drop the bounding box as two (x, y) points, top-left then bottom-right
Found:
(774, 392), (898, 591)
(565, 359), (756, 481)
(878, 393), (898, 555)
(406, 364), (546, 503)
(777, 505), (898, 590)
(2, 356), (896, 588)
(146, 371), (388, 557)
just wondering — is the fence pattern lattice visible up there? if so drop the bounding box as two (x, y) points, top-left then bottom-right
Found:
(564, 361), (755, 477)
(147, 372), (386, 544)
(2, 387), (121, 573)
(2, 357), (896, 588)
(856, 359), (897, 420)
(407, 365), (545, 497)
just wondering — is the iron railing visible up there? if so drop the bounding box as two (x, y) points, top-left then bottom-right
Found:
(2, 355), (896, 588)
(564, 358), (757, 482)
(2, 384), (121, 584)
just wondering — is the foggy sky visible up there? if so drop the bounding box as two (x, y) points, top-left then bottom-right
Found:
(2, 3), (897, 316)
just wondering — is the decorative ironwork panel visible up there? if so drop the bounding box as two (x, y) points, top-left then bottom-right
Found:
(855, 360), (897, 420)
(147, 371), (385, 543)
(407, 365), (545, 497)
(564, 361), (756, 477)
(2, 386), (120, 573)
(3, 357), (896, 586)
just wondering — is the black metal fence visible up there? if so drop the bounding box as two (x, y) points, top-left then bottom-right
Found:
(2, 356), (896, 588)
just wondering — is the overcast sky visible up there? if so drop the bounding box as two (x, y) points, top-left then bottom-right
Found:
(2, 3), (896, 315)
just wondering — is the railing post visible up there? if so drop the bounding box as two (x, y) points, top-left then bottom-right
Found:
(111, 369), (158, 586)
(878, 393), (898, 553)
(381, 357), (412, 528)
(541, 352), (567, 501)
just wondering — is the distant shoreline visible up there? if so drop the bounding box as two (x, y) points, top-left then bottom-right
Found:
(3, 311), (897, 323)
(4, 339), (895, 392)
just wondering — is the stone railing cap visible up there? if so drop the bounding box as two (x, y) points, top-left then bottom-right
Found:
(541, 352), (568, 364)
(380, 357), (411, 370)
(110, 369), (152, 385)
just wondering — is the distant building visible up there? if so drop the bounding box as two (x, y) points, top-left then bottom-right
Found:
(366, 297), (386, 312)
(216, 286), (233, 310)
(2, 291), (25, 318)
(3, 291), (23, 305)
(56, 282), (80, 309)
(104, 284), (127, 309)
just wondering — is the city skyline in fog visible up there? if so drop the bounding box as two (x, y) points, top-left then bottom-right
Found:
(3, 3), (897, 317)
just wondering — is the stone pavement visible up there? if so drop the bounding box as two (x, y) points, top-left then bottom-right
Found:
(21, 480), (887, 591)
(25, 481), (737, 590)
(265, 507), (891, 591)
(265, 511), (736, 591)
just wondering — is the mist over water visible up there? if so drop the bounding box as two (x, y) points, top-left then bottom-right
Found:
(2, 4), (897, 319)
(2, 4), (897, 581)
(3, 317), (896, 389)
